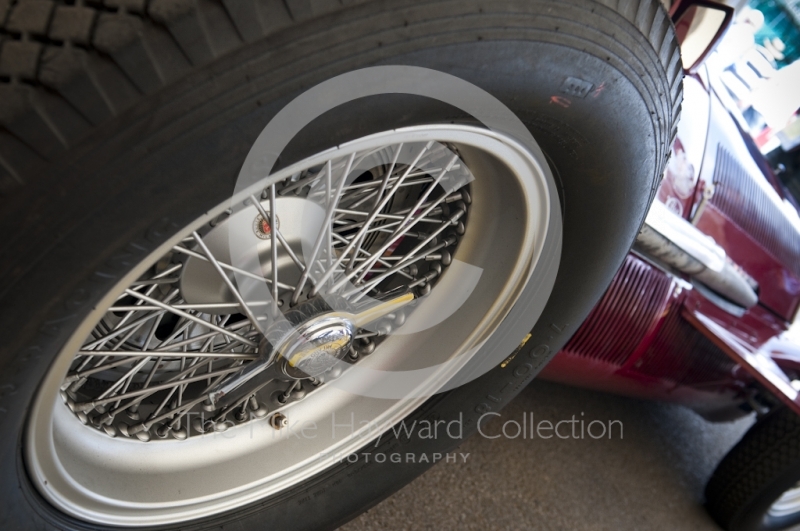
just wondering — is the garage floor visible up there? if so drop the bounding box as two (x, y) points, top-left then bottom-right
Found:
(340, 380), (756, 531)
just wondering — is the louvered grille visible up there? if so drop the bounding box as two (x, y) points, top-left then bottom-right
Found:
(636, 309), (736, 385)
(711, 146), (800, 278)
(562, 255), (673, 366)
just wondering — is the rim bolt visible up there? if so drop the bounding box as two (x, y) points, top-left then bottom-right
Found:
(191, 418), (206, 433)
(359, 340), (376, 355)
(74, 402), (95, 413)
(96, 412), (114, 425)
(102, 424), (117, 437)
(68, 378), (86, 393)
(270, 413), (289, 430)
(292, 387), (307, 400)
(172, 428), (188, 441)
(123, 422), (147, 437)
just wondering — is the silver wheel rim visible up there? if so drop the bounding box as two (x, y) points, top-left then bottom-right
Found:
(25, 125), (552, 526)
(768, 481), (800, 519)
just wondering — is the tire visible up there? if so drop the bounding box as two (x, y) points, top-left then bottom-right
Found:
(706, 407), (800, 531)
(0, 0), (681, 529)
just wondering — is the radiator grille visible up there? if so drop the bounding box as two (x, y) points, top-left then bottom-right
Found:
(562, 253), (736, 387)
(636, 309), (736, 385)
(562, 255), (673, 366)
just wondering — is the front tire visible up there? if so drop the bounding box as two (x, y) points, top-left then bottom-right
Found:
(0, 0), (681, 528)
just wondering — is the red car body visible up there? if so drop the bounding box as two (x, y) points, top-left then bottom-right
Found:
(541, 62), (800, 422)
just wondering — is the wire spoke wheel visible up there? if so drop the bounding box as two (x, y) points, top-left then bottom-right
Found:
(25, 126), (551, 526)
(56, 138), (473, 442)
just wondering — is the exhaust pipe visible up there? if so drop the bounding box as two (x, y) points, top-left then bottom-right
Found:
(635, 201), (758, 309)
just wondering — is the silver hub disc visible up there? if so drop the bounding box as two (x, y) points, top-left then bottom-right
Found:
(25, 125), (552, 526)
(179, 196), (309, 311)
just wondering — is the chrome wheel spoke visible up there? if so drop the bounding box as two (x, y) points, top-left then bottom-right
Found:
(28, 125), (552, 527)
(57, 140), (471, 443)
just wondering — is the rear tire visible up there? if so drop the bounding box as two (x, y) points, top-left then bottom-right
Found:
(706, 407), (800, 531)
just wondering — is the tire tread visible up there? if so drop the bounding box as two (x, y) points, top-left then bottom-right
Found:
(0, 0), (679, 193)
(705, 408), (800, 530)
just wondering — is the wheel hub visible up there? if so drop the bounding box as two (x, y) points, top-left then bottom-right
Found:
(277, 315), (356, 379)
(180, 196), (316, 311)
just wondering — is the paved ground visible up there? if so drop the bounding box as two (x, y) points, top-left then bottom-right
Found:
(340, 380), (756, 531)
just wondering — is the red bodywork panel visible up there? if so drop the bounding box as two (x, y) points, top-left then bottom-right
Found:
(541, 254), (744, 420)
(685, 311), (800, 416)
(541, 71), (800, 420)
(540, 252), (798, 420)
(696, 202), (800, 320)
